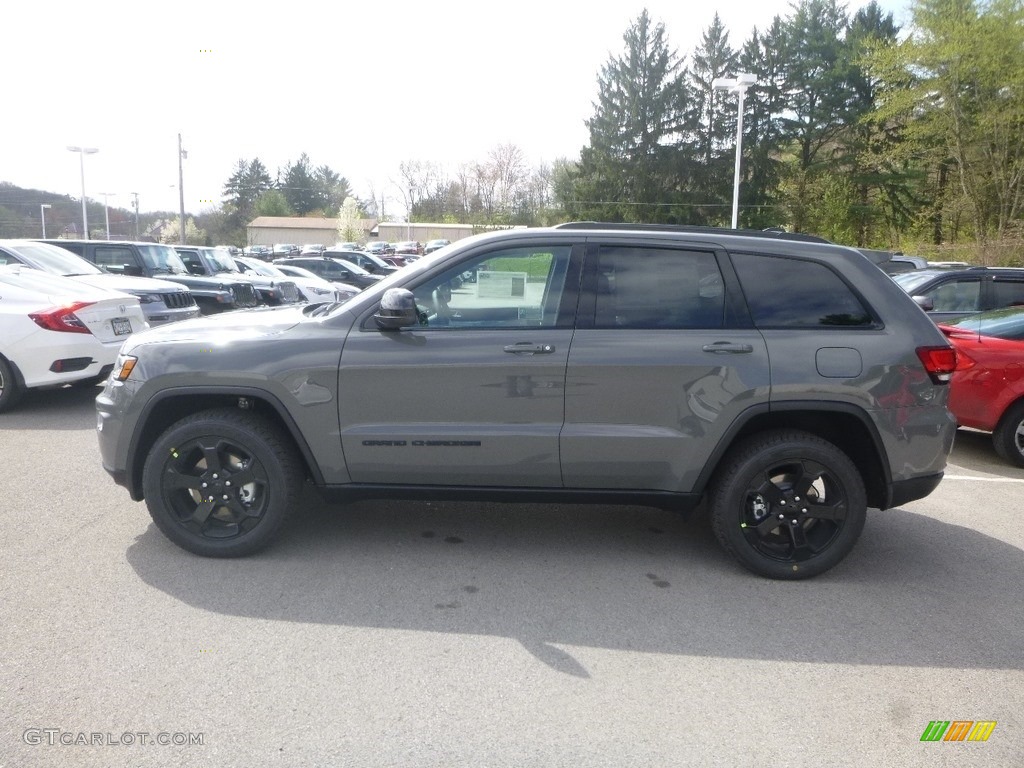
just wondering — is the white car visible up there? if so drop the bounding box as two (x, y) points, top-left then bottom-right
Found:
(267, 262), (360, 303)
(0, 266), (147, 412)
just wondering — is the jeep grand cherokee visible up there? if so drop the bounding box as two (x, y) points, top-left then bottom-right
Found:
(96, 224), (957, 579)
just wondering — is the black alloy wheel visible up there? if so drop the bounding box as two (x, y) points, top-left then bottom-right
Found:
(142, 409), (303, 556)
(709, 430), (867, 579)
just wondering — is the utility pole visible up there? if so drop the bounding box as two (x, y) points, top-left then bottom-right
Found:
(178, 133), (187, 245)
(131, 192), (140, 240)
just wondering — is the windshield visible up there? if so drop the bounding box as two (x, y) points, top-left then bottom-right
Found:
(206, 250), (241, 273)
(277, 265), (321, 281)
(138, 244), (189, 275)
(239, 259), (283, 278)
(333, 259), (370, 276)
(891, 271), (942, 294)
(4, 242), (103, 276)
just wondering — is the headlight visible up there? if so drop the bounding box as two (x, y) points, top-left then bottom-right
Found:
(111, 354), (138, 382)
(309, 286), (331, 295)
(135, 293), (163, 304)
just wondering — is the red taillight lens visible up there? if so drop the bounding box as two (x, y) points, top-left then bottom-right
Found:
(916, 345), (958, 384)
(28, 301), (94, 334)
(954, 349), (976, 371)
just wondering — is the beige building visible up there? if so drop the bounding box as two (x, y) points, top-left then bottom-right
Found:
(247, 217), (520, 248)
(246, 217), (378, 247)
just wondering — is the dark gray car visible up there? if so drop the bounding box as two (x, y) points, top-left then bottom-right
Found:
(96, 224), (957, 579)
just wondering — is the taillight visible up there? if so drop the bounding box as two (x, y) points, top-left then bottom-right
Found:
(916, 345), (958, 384)
(955, 349), (976, 371)
(29, 301), (94, 334)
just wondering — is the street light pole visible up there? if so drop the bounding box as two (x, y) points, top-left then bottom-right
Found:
(178, 133), (187, 245)
(67, 145), (99, 239)
(99, 192), (114, 240)
(712, 73), (757, 229)
(40, 204), (52, 238)
(407, 188), (413, 240)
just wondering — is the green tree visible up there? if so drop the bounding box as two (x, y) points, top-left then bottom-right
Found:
(279, 154), (318, 215)
(253, 190), (294, 217)
(870, 0), (1024, 244)
(573, 9), (687, 222)
(686, 14), (739, 224)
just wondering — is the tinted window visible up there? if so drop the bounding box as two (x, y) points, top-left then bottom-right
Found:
(594, 246), (724, 329)
(732, 253), (873, 327)
(991, 280), (1024, 309)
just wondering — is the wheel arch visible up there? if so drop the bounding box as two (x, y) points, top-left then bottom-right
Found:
(125, 387), (324, 501)
(696, 402), (891, 510)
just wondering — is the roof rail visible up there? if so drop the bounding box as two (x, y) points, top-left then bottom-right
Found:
(553, 221), (832, 244)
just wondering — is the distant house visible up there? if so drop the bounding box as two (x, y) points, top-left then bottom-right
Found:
(246, 216), (378, 247)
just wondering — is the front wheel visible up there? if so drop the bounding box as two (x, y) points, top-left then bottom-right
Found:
(142, 409), (303, 557)
(709, 430), (867, 579)
(993, 401), (1024, 467)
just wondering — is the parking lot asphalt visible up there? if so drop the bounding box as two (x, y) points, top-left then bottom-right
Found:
(1, 385), (1022, 767)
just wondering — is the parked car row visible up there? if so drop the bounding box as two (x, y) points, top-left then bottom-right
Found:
(883, 259), (1024, 467)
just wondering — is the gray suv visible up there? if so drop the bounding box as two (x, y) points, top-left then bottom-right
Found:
(96, 224), (958, 579)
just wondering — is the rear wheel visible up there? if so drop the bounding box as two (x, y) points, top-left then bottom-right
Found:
(993, 401), (1024, 467)
(0, 356), (23, 413)
(142, 409), (303, 557)
(709, 430), (867, 580)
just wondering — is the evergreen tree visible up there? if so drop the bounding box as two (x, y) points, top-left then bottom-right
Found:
(686, 14), (738, 224)
(574, 10), (687, 222)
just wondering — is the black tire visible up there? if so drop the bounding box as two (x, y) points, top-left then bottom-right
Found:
(993, 401), (1024, 468)
(0, 355), (23, 413)
(709, 430), (867, 580)
(142, 408), (303, 557)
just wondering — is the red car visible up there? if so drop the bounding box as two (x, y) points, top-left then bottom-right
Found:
(939, 306), (1024, 466)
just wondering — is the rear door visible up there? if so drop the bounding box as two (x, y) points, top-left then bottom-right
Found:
(562, 239), (771, 493)
(337, 237), (583, 487)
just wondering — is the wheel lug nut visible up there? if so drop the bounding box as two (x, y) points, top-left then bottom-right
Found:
(778, 514), (785, 519)
(212, 473), (218, 479)
(201, 482), (207, 488)
(801, 508), (807, 513)
(795, 496), (801, 501)
(791, 519), (798, 525)
(222, 494), (228, 500)
(780, 500), (786, 505)
(225, 481), (231, 487)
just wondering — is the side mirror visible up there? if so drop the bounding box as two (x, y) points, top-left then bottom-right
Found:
(912, 295), (934, 312)
(374, 288), (418, 330)
(122, 264), (143, 277)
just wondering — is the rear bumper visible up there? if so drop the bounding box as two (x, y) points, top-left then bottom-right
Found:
(888, 472), (944, 508)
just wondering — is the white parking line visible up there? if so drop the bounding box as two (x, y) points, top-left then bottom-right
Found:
(943, 474), (1024, 483)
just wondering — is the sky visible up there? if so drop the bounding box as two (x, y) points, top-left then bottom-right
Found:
(2, 0), (909, 218)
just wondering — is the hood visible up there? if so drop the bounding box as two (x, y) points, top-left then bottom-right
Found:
(68, 272), (191, 294)
(124, 304), (308, 351)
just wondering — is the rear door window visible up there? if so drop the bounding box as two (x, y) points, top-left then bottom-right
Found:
(731, 253), (875, 328)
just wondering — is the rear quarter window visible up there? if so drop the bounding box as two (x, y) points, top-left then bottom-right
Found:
(731, 252), (875, 328)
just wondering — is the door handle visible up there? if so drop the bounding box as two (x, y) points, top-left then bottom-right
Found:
(702, 342), (754, 354)
(503, 343), (556, 355)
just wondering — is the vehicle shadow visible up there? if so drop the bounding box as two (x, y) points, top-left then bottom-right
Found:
(125, 486), (1024, 676)
(1, 383), (101, 429)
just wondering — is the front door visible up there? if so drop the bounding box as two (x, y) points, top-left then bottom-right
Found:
(337, 239), (583, 487)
